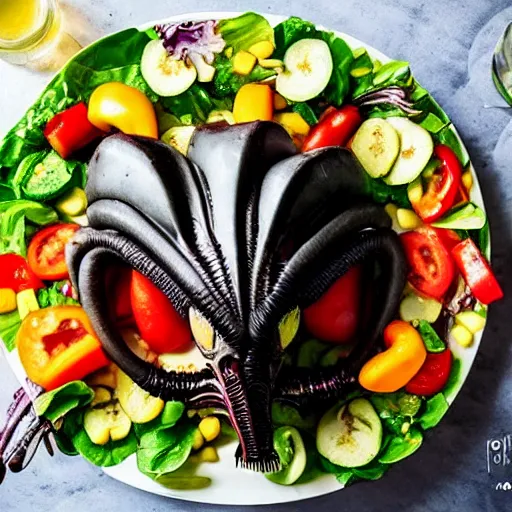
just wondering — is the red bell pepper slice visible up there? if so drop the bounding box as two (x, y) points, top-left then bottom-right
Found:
(405, 349), (452, 396)
(451, 238), (503, 305)
(0, 254), (44, 292)
(410, 145), (462, 223)
(44, 103), (103, 159)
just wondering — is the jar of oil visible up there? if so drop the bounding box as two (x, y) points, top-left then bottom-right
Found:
(0, 0), (62, 65)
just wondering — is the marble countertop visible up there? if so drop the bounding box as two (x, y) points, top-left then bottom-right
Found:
(1, 1), (512, 510)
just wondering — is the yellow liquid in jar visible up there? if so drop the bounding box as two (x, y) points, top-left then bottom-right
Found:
(0, 0), (39, 41)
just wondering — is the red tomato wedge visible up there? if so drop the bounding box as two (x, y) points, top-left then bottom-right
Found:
(304, 266), (362, 344)
(27, 224), (79, 280)
(131, 270), (193, 354)
(400, 228), (455, 300)
(405, 349), (452, 396)
(0, 253), (44, 292)
(105, 266), (134, 326)
(451, 238), (503, 305)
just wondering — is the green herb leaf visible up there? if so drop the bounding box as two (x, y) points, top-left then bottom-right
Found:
(37, 281), (79, 308)
(368, 178), (411, 208)
(432, 202), (486, 230)
(378, 427), (423, 463)
(415, 320), (446, 353)
(0, 310), (21, 352)
(418, 393), (449, 430)
(34, 381), (95, 423)
(292, 103), (319, 125)
(133, 401), (185, 439)
(218, 12), (274, 52)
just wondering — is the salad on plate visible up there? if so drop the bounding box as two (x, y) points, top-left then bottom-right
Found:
(0, 12), (503, 494)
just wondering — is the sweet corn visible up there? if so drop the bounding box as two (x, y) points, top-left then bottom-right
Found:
(384, 203), (400, 231)
(198, 446), (219, 463)
(0, 288), (17, 314)
(198, 416), (221, 442)
(192, 428), (205, 451)
(232, 51), (257, 75)
(16, 289), (39, 320)
(451, 324), (473, 348)
(397, 208), (422, 230)
(273, 93), (287, 110)
(248, 40), (275, 60)
(462, 171), (473, 192)
(274, 113), (310, 136)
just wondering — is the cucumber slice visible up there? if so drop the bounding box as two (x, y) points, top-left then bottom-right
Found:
(141, 39), (197, 97)
(276, 39), (333, 102)
(351, 119), (400, 178)
(399, 293), (442, 323)
(265, 426), (307, 485)
(317, 398), (382, 468)
(84, 401), (132, 445)
(384, 118), (434, 186)
(431, 202), (486, 230)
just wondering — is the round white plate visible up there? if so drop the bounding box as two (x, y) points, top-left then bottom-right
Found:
(2, 11), (487, 506)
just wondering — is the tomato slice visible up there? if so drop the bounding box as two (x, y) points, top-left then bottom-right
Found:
(17, 305), (109, 390)
(27, 224), (79, 280)
(405, 349), (452, 396)
(105, 266), (134, 326)
(303, 266), (362, 344)
(131, 270), (193, 354)
(400, 228), (455, 300)
(0, 253), (44, 292)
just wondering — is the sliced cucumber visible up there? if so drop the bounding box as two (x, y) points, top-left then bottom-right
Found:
(265, 426), (307, 485)
(384, 118), (434, 186)
(161, 126), (196, 155)
(276, 39), (333, 102)
(432, 202), (486, 230)
(399, 293), (442, 323)
(351, 119), (400, 178)
(84, 401), (132, 445)
(317, 398), (382, 468)
(141, 39), (197, 97)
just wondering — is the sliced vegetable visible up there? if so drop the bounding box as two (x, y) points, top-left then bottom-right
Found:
(16, 306), (110, 390)
(384, 118), (434, 186)
(27, 223), (79, 280)
(451, 323), (473, 348)
(131, 270), (193, 354)
(55, 187), (88, 217)
(454, 311), (485, 334)
(233, 83), (273, 123)
(16, 288), (39, 319)
(232, 50), (257, 75)
(302, 105), (362, 152)
(248, 40), (275, 59)
(432, 202), (486, 230)
(44, 103), (103, 159)
(266, 426), (307, 485)
(396, 208), (422, 230)
(0, 254), (43, 292)
(276, 39), (333, 102)
(116, 369), (164, 423)
(359, 320), (427, 393)
(161, 125), (196, 155)
(274, 113), (310, 137)
(451, 238), (503, 305)
(405, 349), (452, 396)
(0, 289), (16, 314)
(401, 227), (455, 300)
(415, 320), (446, 353)
(88, 82), (158, 138)
(187, 53), (216, 83)
(304, 266), (362, 344)
(84, 397), (132, 445)
(317, 398), (382, 468)
(351, 118), (400, 178)
(399, 293), (442, 323)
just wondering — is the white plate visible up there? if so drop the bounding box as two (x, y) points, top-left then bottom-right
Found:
(1, 11), (488, 506)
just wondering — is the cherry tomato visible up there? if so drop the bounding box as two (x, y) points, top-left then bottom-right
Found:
(0, 254), (44, 292)
(405, 349), (452, 396)
(303, 266), (362, 344)
(27, 224), (79, 280)
(17, 305), (109, 390)
(302, 105), (362, 152)
(400, 228), (455, 300)
(131, 270), (193, 354)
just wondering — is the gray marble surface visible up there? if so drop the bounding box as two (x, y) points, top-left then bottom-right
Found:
(1, 1), (511, 510)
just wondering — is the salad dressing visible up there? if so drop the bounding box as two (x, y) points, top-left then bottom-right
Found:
(0, 0), (39, 41)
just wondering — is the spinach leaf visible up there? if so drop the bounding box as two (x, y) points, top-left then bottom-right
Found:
(368, 178), (412, 208)
(34, 381), (95, 423)
(352, 461), (388, 480)
(419, 113), (448, 134)
(274, 17), (319, 59)
(62, 410), (137, 467)
(271, 401), (317, 431)
(318, 456), (387, 485)
(218, 12), (274, 52)
(434, 125), (470, 167)
(372, 61), (410, 88)
(211, 54), (276, 98)
(37, 281), (79, 308)
(292, 103), (319, 125)
(418, 393), (449, 430)
(0, 310), (21, 352)
(137, 422), (195, 477)
(416, 320), (446, 353)
(0, 184), (15, 201)
(378, 427), (423, 463)
(133, 401), (185, 438)
(0, 200), (58, 255)
(370, 392), (421, 435)
(443, 358), (462, 397)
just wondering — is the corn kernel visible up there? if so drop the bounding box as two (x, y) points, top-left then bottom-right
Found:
(397, 208), (422, 230)
(462, 171), (473, 192)
(451, 324), (473, 348)
(198, 416), (221, 442)
(248, 40), (275, 60)
(198, 446), (219, 463)
(0, 288), (17, 314)
(192, 428), (205, 451)
(232, 51), (257, 76)
(16, 289), (40, 320)
(384, 203), (400, 231)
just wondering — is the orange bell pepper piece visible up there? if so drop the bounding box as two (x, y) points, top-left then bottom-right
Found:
(233, 84), (274, 123)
